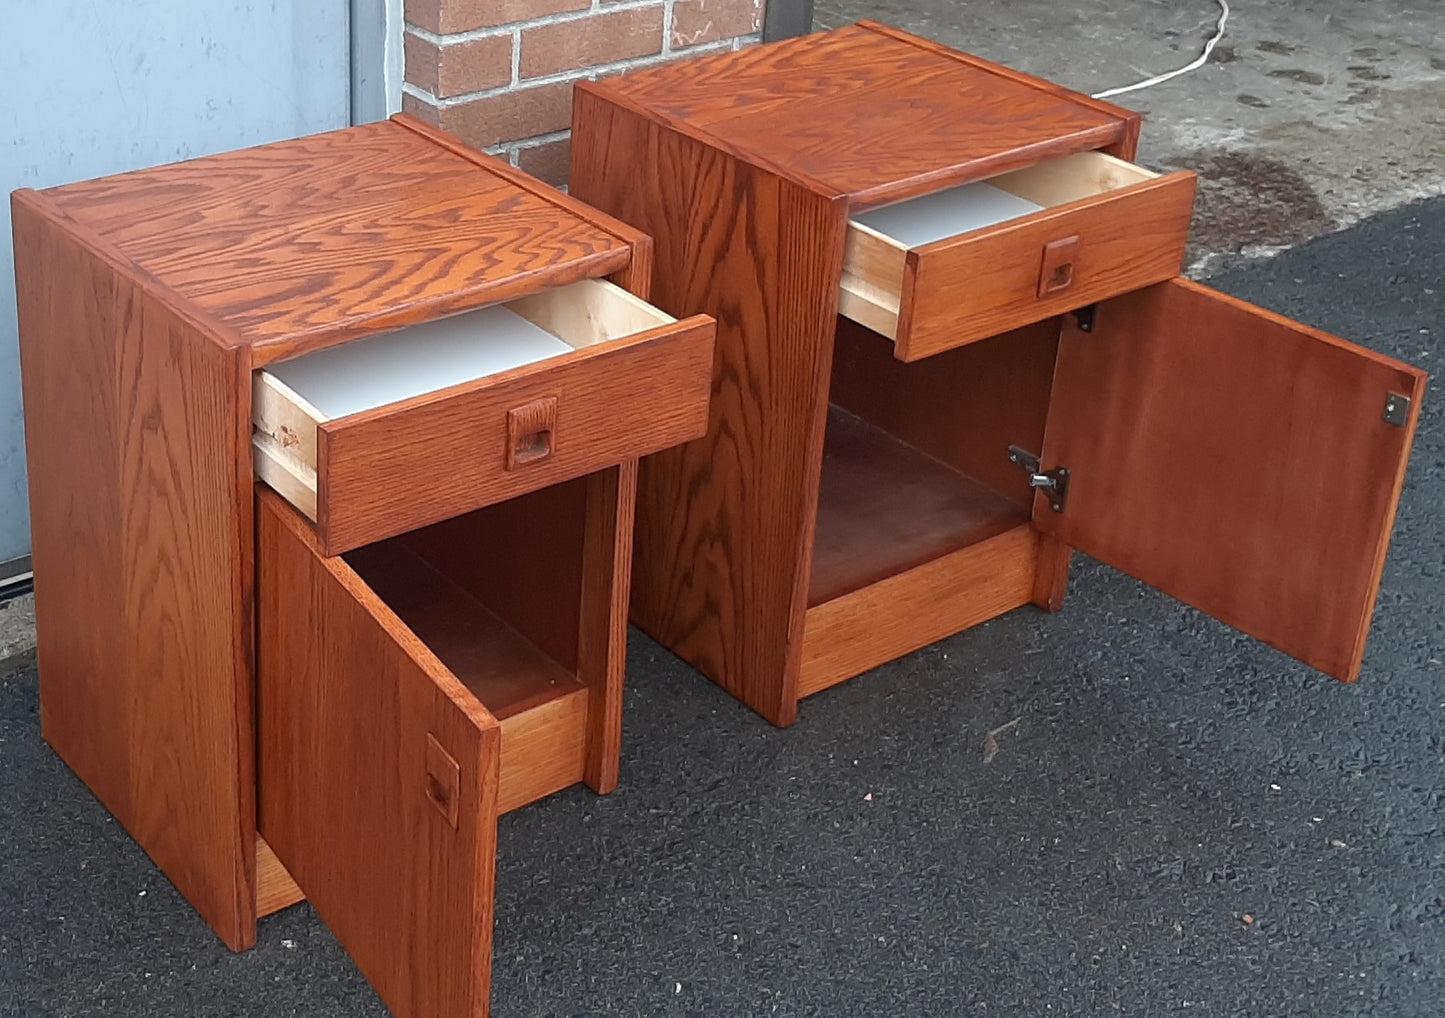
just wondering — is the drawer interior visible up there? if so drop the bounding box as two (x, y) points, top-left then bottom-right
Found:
(342, 478), (591, 812)
(253, 277), (673, 518)
(839, 151), (1161, 336)
(809, 316), (1061, 607)
(850, 150), (1158, 251)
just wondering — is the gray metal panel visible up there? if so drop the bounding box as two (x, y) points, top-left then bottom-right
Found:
(763, 0), (814, 41)
(0, 2), (351, 562)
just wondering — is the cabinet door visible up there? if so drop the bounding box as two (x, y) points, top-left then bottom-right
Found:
(257, 490), (501, 1018)
(1037, 279), (1426, 681)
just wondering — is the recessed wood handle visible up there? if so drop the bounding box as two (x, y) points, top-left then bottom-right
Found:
(424, 733), (460, 828)
(506, 396), (557, 470)
(1038, 235), (1081, 297)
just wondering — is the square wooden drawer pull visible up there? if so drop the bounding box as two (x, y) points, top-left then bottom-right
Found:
(1038, 235), (1080, 297)
(506, 396), (557, 470)
(424, 733), (461, 829)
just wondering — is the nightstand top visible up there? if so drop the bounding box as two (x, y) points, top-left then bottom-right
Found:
(586, 22), (1137, 207)
(31, 118), (634, 359)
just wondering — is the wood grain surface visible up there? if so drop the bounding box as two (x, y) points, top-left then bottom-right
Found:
(41, 119), (632, 364)
(577, 461), (637, 793)
(572, 87), (848, 727)
(583, 23), (1135, 208)
(1039, 279), (1427, 681)
(829, 315), (1061, 507)
(257, 490), (500, 1018)
(314, 316), (714, 554)
(256, 836), (305, 918)
(344, 539), (583, 720)
(809, 407), (1029, 606)
(497, 687), (589, 814)
(13, 190), (258, 950)
(800, 525), (1039, 696)
(401, 479), (588, 677)
(894, 169), (1197, 359)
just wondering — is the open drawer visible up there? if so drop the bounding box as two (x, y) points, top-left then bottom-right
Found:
(256, 476), (630, 1018)
(838, 150), (1198, 361)
(253, 277), (714, 555)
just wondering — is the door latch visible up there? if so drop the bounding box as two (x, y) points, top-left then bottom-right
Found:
(1008, 446), (1069, 513)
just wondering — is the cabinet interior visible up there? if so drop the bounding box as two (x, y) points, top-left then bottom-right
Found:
(344, 476), (589, 721)
(809, 316), (1061, 606)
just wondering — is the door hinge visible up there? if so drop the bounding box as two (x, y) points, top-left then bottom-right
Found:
(1383, 392), (1412, 427)
(1072, 304), (1097, 333)
(1008, 446), (1069, 513)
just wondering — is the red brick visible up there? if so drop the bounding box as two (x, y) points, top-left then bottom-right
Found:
(671, 0), (762, 49)
(407, 0), (589, 35)
(520, 7), (664, 79)
(516, 136), (572, 188)
(404, 33), (440, 94)
(406, 32), (512, 97)
(401, 91), (442, 126)
(436, 80), (574, 149)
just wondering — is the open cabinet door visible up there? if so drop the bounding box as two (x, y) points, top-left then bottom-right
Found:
(1037, 279), (1426, 681)
(256, 490), (501, 1018)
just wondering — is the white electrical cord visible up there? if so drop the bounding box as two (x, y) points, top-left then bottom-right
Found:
(1091, 0), (1230, 100)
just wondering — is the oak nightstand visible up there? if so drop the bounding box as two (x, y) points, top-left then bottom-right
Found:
(14, 115), (715, 1018)
(570, 21), (1426, 727)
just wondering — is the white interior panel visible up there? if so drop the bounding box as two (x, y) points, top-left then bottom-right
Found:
(854, 182), (1044, 248)
(267, 306), (573, 419)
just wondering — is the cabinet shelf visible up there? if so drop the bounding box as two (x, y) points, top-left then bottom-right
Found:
(809, 405), (1029, 607)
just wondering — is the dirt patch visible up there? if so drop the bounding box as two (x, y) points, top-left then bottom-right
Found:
(1170, 152), (1336, 270)
(1268, 68), (1327, 86)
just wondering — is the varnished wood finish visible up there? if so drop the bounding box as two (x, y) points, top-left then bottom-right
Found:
(344, 540), (582, 719)
(1031, 534), (1073, 613)
(41, 119), (634, 365)
(257, 490), (500, 1018)
(12, 190), (257, 951)
(1040, 279), (1427, 680)
(810, 407), (1029, 606)
(578, 461), (638, 793)
(18, 117), (693, 998)
(883, 168), (1197, 359)
(856, 20), (1142, 163)
(311, 316), (713, 554)
(402, 480), (588, 677)
(571, 23), (1135, 722)
(574, 20), (1423, 721)
(800, 525), (1040, 696)
(572, 88), (847, 727)
(583, 23), (1137, 208)
(829, 316), (1059, 507)
(256, 836), (305, 918)
(497, 687), (590, 814)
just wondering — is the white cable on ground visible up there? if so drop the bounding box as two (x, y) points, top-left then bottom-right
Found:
(1091, 0), (1230, 100)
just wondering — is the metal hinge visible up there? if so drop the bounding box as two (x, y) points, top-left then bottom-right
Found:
(1383, 392), (1412, 427)
(1008, 446), (1070, 513)
(1072, 304), (1098, 333)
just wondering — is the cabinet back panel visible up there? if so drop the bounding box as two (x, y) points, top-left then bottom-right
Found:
(399, 478), (588, 676)
(829, 316), (1060, 507)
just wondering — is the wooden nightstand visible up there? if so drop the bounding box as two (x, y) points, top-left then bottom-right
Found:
(13, 116), (715, 1017)
(570, 22), (1427, 727)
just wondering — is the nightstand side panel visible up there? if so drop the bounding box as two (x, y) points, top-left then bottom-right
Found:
(572, 88), (848, 726)
(13, 192), (257, 951)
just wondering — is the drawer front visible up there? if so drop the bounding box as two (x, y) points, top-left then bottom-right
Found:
(266, 315), (713, 555)
(898, 170), (1196, 359)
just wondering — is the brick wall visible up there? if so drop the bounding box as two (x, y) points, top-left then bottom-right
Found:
(402, 0), (765, 187)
